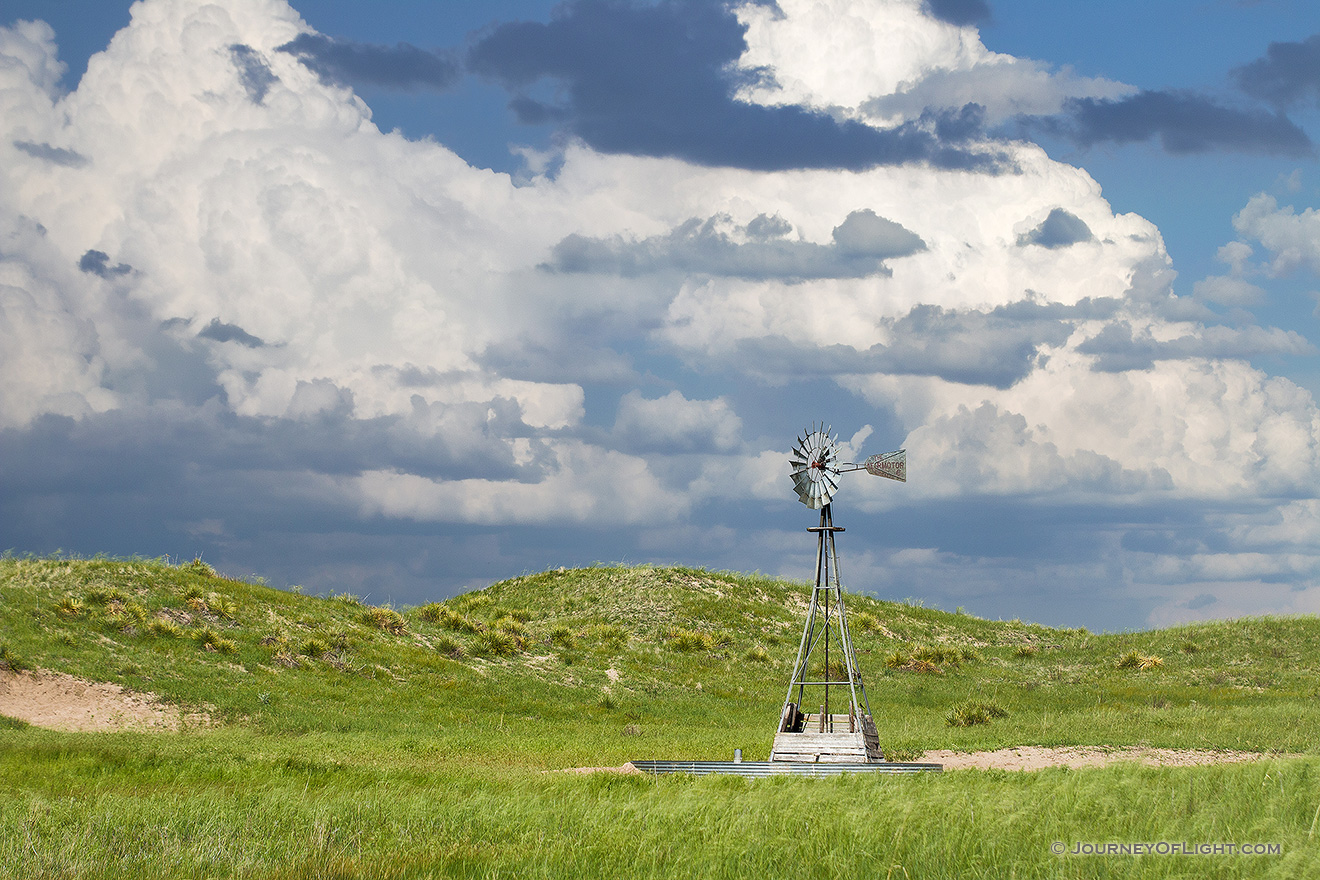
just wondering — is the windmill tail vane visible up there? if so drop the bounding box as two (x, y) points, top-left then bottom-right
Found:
(848, 448), (907, 483)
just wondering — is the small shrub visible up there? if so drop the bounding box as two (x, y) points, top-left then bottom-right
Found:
(147, 618), (185, 638)
(852, 611), (879, 632)
(1013, 645), (1038, 659)
(913, 644), (978, 666)
(1117, 650), (1163, 670)
(102, 601), (148, 634)
(904, 658), (941, 674)
(547, 625), (576, 649)
(744, 645), (771, 663)
(433, 636), (465, 659)
(598, 694), (617, 711)
(458, 594), (493, 612)
(85, 585), (127, 605)
(946, 700), (1008, 727)
(203, 592), (237, 619)
(471, 630), (518, 658)
(300, 636), (332, 658)
(181, 584), (204, 601)
(57, 595), (84, 617)
(362, 606), (407, 635)
(196, 628), (237, 655)
(665, 628), (713, 652)
(886, 650), (941, 673)
(182, 557), (215, 578)
(492, 616), (525, 636)
(1180, 641), (1202, 654)
(335, 593), (362, 606)
(419, 604), (481, 633)
(585, 624), (627, 651)
(0, 644), (31, 672)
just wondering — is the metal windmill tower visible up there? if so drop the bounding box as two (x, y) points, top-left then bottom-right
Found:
(770, 424), (906, 764)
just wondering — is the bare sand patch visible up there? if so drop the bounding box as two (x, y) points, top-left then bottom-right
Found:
(0, 668), (208, 732)
(918, 746), (1278, 771)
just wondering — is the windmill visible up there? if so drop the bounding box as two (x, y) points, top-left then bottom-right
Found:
(770, 424), (906, 764)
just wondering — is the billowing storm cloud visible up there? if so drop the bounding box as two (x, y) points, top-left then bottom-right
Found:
(2, 0), (1319, 631)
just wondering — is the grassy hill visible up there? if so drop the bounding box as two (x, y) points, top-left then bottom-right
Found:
(3, 556), (1319, 877)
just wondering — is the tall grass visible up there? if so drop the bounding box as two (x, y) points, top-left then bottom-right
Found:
(2, 556), (1320, 877)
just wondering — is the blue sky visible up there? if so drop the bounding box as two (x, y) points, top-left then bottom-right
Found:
(3, 0), (1320, 631)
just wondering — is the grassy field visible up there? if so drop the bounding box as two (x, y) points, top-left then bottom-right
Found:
(2, 555), (1319, 877)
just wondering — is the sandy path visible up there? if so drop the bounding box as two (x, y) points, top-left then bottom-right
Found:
(0, 668), (204, 732)
(917, 746), (1278, 771)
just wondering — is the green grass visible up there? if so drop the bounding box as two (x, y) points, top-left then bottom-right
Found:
(2, 555), (1320, 877)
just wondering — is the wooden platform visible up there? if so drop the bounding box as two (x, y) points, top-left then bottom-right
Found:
(770, 713), (883, 763)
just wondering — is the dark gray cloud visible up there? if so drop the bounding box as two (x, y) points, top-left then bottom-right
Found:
(1018, 208), (1093, 249)
(78, 249), (133, 278)
(197, 318), (266, 349)
(277, 33), (461, 91)
(14, 140), (89, 168)
(727, 299), (1078, 388)
(544, 210), (926, 280)
(1029, 90), (1312, 156)
(229, 44), (277, 103)
(1233, 34), (1320, 109)
(467, 0), (1004, 172)
(923, 0), (991, 27)
(1077, 321), (1315, 372)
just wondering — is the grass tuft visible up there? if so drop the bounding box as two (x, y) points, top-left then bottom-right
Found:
(665, 628), (713, 652)
(0, 643), (31, 672)
(946, 700), (1009, 727)
(418, 603), (481, 633)
(361, 606), (407, 634)
(181, 557), (216, 578)
(147, 618), (185, 638)
(1117, 649), (1165, 670)
(471, 629), (519, 657)
(195, 627), (238, 655)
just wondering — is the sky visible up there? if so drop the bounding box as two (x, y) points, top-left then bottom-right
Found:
(3, 0), (1320, 632)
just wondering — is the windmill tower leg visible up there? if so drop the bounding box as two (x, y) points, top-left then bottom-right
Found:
(770, 504), (882, 763)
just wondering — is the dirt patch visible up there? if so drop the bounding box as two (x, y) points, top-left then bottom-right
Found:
(0, 668), (209, 732)
(918, 746), (1279, 771)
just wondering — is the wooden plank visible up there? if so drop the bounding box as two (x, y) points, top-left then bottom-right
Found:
(771, 731), (870, 763)
(773, 735), (867, 749)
